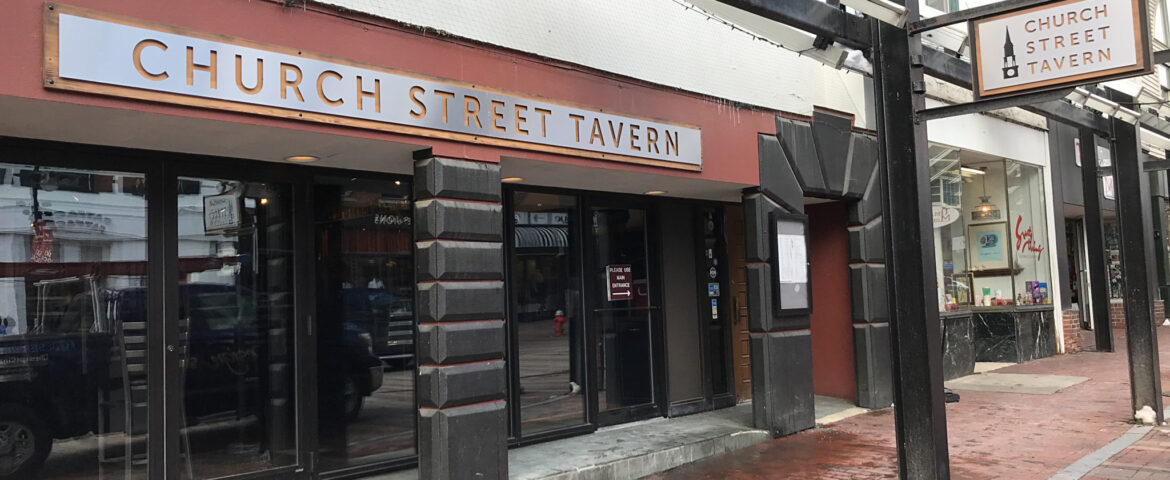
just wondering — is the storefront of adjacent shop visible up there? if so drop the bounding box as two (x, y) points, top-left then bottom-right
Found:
(0, 1), (791, 478)
(925, 100), (1062, 380)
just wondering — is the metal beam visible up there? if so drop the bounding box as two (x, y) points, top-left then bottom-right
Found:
(713, 0), (872, 50)
(1155, 49), (1170, 65)
(1145, 159), (1170, 172)
(873, 7), (951, 479)
(1109, 88), (1165, 423)
(916, 87), (1071, 121)
(908, 0), (1054, 33)
(1079, 130), (1115, 352)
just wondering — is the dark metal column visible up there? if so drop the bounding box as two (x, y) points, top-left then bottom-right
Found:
(1079, 129), (1115, 351)
(1109, 92), (1165, 422)
(872, 8), (950, 480)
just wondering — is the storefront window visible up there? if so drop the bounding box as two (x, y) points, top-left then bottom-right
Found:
(930, 146), (970, 311)
(932, 148), (1053, 311)
(315, 178), (416, 469)
(1006, 162), (1051, 305)
(0, 163), (149, 479)
(509, 191), (586, 436)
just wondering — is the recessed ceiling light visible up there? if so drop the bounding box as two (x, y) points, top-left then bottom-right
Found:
(394, 180), (402, 186)
(502, 177), (524, 183)
(284, 155), (319, 163)
(645, 190), (667, 195)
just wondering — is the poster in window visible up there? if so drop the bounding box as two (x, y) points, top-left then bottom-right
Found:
(969, 222), (1010, 271)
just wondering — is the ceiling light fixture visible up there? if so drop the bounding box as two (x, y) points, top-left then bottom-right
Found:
(284, 155), (319, 163)
(959, 167), (986, 176)
(644, 190), (667, 195)
(501, 177), (524, 183)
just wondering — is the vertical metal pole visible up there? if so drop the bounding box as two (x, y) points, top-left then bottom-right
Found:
(1079, 129), (1114, 351)
(872, 7), (950, 479)
(1109, 90), (1164, 422)
(1149, 167), (1170, 304)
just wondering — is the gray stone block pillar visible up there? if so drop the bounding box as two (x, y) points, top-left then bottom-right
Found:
(743, 191), (815, 437)
(413, 151), (508, 479)
(846, 167), (893, 409)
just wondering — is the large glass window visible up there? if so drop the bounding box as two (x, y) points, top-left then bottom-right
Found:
(509, 191), (586, 436)
(0, 164), (149, 479)
(931, 149), (1053, 310)
(315, 178), (415, 470)
(176, 178), (296, 478)
(1006, 162), (1052, 305)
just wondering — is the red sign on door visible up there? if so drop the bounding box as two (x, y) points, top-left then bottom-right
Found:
(606, 264), (633, 301)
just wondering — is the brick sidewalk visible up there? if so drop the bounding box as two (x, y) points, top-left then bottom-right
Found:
(646, 327), (1170, 480)
(1081, 427), (1170, 479)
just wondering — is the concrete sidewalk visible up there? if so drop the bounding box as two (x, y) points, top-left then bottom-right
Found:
(647, 327), (1170, 480)
(370, 396), (869, 480)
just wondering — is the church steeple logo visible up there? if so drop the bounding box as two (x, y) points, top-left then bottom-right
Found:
(1002, 27), (1019, 79)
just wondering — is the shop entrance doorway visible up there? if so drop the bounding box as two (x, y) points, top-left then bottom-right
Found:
(589, 203), (660, 424)
(1066, 219), (1093, 330)
(504, 188), (666, 440)
(807, 201), (856, 402)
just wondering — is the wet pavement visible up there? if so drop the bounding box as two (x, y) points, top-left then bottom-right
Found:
(647, 327), (1170, 480)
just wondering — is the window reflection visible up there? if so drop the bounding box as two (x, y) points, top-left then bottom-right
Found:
(176, 178), (295, 479)
(0, 164), (149, 479)
(511, 192), (586, 435)
(316, 178), (415, 469)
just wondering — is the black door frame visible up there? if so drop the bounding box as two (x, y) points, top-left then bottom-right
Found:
(501, 184), (673, 442)
(584, 193), (666, 427)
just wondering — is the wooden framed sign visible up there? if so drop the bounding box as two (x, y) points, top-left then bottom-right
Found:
(42, 4), (702, 171)
(970, 0), (1150, 99)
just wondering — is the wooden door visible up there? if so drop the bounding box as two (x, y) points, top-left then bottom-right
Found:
(724, 205), (752, 401)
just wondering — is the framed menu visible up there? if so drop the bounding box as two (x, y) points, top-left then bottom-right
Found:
(769, 211), (811, 316)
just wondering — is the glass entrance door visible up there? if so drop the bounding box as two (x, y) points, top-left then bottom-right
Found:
(589, 204), (658, 424)
(173, 176), (298, 479)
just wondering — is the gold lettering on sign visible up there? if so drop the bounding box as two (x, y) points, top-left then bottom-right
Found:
(646, 127), (660, 153)
(465, 95), (482, 128)
(186, 47), (217, 89)
(435, 90), (455, 123)
(629, 124), (641, 151)
(235, 55), (263, 95)
(316, 70), (343, 106)
(279, 63), (304, 102)
(589, 118), (605, 146)
(569, 114), (585, 142)
(666, 130), (679, 156)
(514, 104), (529, 135)
(535, 108), (552, 137)
(132, 39), (168, 81)
(608, 121), (624, 146)
(491, 100), (506, 132)
(355, 75), (381, 113)
(409, 86), (427, 119)
(133, 39), (170, 80)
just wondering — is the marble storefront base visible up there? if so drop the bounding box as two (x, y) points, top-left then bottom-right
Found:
(972, 307), (1056, 363)
(941, 312), (975, 381)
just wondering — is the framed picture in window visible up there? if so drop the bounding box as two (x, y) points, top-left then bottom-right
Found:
(968, 222), (1010, 271)
(769, 211), (811, 316)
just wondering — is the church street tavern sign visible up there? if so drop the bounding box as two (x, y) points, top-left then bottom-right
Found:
(970, 0), (1150, 99)
(43, 5), (702, 170)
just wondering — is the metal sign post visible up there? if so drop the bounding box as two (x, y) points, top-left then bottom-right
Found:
(873, 1), (951, 477)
